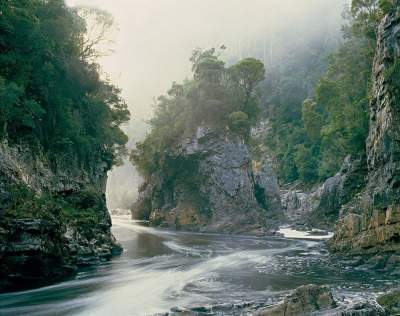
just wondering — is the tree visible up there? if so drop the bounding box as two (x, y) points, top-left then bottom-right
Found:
(74, 6), (116, 60)
(301, 99), (323, 143)
(0, 0), (130, 167)
(228, 58), (265, 114)
(294, 144), (319, 183)
(228, 111), (250, 137)
(350, 0), (382, 39)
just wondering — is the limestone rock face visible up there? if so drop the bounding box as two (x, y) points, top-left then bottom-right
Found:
(131, 127), (282, 234)
(0, 143), (121, 292)
(330, 7), (400, 255)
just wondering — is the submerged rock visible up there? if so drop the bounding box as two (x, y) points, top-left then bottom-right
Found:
(131, 127), (282, 234)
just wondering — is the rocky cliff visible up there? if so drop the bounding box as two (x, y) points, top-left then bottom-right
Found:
(0, 142), (121, 292)
(330, 6), (400, 258)
(131, 127), (282, 234)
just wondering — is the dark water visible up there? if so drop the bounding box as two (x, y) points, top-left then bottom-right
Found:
(0, 216), (398, 316)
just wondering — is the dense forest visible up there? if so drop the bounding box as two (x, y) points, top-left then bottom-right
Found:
(132, 0), (396, 187)
(262, 0), (383, 184)
(0, 0), (130, 168)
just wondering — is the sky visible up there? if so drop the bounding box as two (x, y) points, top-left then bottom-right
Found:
(65, 0), (347, 209)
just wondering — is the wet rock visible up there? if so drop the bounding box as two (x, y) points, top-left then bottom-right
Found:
(339, 301), (386, 316)
(256, 284), (337, 316)
(377, 289), (400, 315)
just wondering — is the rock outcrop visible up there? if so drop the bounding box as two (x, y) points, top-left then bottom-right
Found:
(132, 127), (282, 234)
(330, 6), (400, 257)
(256, 284), (386, 316)
(0, 142), (121, 292)
(256, 284), (337, 316)
(280, 155), (367, 230)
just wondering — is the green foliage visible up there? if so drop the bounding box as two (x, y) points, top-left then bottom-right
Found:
(228, 58), (265, 119)
(131, 49), (265, 178)
(294, 144), (319, 183)
(3, 183), (101, 224)
(315, 35), (372, 178)
(350, 0), (382, 39)
(385, 59), (400, 97)
(302, 99), (323, 143)
(379, 0), (396, 14)
(228, 111), (250, 136)
(262, 1), (377, 184)
(0, 0), (130, 168)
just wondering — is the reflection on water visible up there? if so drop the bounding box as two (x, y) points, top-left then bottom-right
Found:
(0, 216), (398, 316)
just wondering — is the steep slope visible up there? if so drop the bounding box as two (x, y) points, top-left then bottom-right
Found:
(330, 5), (400, 257)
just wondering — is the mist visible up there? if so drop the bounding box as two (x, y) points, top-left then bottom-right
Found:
(66, 0), (347, 210)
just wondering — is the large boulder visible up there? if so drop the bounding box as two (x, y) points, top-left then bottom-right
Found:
(256, 284), (387, 316)
(131, 127), (282, 234)
(256, 284), (337, 316)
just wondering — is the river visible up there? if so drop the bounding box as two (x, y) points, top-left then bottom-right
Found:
(0, 216), (398, 316)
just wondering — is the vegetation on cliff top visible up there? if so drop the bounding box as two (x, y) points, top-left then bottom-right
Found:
(0, 0), (130, 168)
(130, 49), (265, 178)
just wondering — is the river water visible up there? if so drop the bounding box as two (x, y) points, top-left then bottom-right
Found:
(0, 216), (398, 316)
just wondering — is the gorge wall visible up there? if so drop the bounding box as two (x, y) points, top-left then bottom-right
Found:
(330, 6), (400, 257)
(131, 127), (282, 235)
(0, 143), (121, 292)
